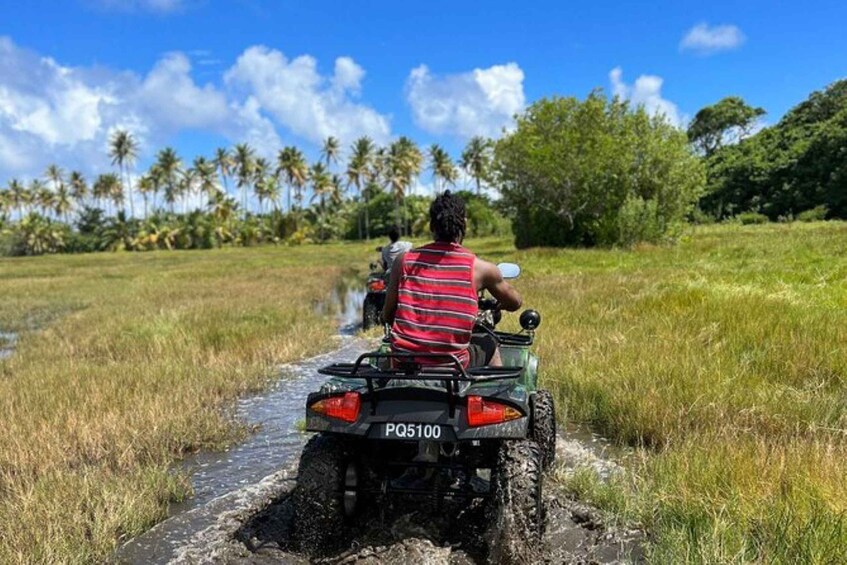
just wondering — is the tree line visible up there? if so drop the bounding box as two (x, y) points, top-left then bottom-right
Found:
(2, 78), (843, 255)
(0, 133), (506, 255)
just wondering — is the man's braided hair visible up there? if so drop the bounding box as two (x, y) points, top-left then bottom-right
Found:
(430, 190), (466, 243)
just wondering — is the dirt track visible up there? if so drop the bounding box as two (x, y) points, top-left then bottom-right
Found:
(125, 436), (644, 565)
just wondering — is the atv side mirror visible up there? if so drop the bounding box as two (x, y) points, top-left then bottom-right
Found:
(520, 309), (541, 330)
(497, 262), (521, 279)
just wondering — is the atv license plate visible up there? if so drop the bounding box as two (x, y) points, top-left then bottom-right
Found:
(381, 423), (446, 440)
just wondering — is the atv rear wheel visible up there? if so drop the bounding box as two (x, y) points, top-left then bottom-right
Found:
(486, 440), (544, 565)
(531, 389), (557, 471)
(292, 433), (350, 555)
(362, 295), (380, 330)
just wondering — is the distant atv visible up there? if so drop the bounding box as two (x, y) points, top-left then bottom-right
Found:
(362, 247), (387, 330)
(293, 263), (556, 563)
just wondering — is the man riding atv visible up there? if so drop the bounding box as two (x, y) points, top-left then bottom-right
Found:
(381, 225), (412, 272)
(383, 191), (522, 368)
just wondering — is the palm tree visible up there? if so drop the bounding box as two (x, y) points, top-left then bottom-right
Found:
(8, 179), (26, 218)
(232, 143), (256, 218)
(69, 171), (88, 212)
(155, 147), (182, 214)
(321, 136), (341, 170)
(460, 136), (493, 195)
(93, 174), (122, 216)
(178, 167), (199, 213)
(387, 137), (423, 234)
(310, 162), (333, 241)
(137, 173), (155, 217)
(428, 144), (458, 192)
(31, 180), (53, 217)
(54, 183), (73, 223)
(109, 130), (140, 216)
(45, 164), (65, 212)
(347, 136), (375, 239)
(278, 146), (309, 227)
(213, 147), (234, 197)
(252, 157), (272, 213)
(195, 157), (220, 209)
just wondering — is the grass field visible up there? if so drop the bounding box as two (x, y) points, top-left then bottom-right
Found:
(489, 222), (846, 564)
(1, 223), (846, 563)
(0, 244), (372, 563)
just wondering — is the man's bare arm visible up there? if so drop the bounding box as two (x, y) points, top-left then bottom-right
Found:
(382, 253), (404, 324)
(477, 259), (523, 311)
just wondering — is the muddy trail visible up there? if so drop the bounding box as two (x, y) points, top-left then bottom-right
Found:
(115, 286), (644, 564)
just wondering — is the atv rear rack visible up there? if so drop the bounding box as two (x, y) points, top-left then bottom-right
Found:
(318, 352), (522, 417)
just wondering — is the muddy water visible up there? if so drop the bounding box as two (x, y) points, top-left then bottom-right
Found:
(0, 331), (17, 360)
(115, 286), (373, 564)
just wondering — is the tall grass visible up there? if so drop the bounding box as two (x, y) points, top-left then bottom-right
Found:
(0, 244), (369, 562)
(2, 224), (846, 562)
(488, 222), (847, 563)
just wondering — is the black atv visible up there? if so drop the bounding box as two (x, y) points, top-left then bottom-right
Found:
(362, 247), (386, 330)
(293, 263), (556, 563)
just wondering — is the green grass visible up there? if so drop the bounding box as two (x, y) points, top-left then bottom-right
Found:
(491, 222), (847, 564)
(2, 224), (846, 563)
(0, 242), (373, 563)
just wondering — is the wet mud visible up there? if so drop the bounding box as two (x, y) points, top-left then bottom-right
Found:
(158, 435), (644, 565)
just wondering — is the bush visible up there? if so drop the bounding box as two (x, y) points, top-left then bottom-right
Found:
(734, 211), (770, 225)
(797, 205), (829, 222)
(494, 93), (705, 247)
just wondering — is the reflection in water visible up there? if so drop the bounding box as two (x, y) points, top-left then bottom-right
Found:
(0, 332), (17, 360)
(115, 283), (372, 564)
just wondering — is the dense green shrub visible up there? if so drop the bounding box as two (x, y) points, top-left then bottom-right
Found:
(797, 205), (829, 222)
(494, 93), (705, 248)
(734, 211), (770, 225)
(701, 80), (847, 220)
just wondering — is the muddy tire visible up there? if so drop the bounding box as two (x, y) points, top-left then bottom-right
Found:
(531, 389), (557, 471)
(486, 440), (544, 565)
(362, 296), (381, 330)
(292, 433), (347, 555)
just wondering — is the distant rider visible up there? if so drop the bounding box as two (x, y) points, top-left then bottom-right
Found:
(382, 191), (522, 368)
(381, 225), (412, 272)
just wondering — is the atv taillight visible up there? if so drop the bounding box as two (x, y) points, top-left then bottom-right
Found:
(310, 392), (361, 423)
(367, 279), (386, 292)
(466, 395), (522, 427)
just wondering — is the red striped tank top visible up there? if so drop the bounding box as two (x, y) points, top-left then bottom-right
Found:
(390, 242), (478, 367)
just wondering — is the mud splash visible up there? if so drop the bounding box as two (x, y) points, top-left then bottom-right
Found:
(161, 435), (644, 565)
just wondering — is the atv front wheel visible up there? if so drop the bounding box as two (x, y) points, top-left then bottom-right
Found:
(292, 433), (350, 555)
(486, 440), (544, 564)
(531, 389), (557, 471)
(362, 296), (381, 330)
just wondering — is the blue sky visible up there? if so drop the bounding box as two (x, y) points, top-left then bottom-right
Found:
(1, 0), (845, 182)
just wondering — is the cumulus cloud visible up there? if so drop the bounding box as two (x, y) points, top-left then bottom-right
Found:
(224, 46), (391, 145)
(680, 23), (745, 54)
(0, 36), (280, 178)
(405, 63), (525, 139)
(609, 67), (684, 127)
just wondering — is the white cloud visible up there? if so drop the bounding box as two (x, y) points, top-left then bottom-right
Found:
(680, 23), (745, 54)
(224, 46), (391, 146)
(405, 63), (525, 139)
(0, 36), (280, 179)
(609, 67), (684, 127)
(93, 0), (184, 13)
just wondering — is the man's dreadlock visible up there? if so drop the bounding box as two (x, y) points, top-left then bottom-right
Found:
(430, 190), (467, 243)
